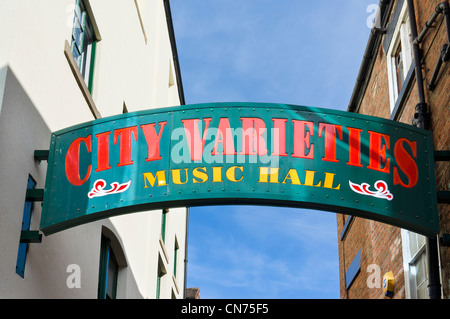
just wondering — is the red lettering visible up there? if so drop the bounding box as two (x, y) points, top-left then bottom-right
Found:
(182, 118), (212, 161)
(211, 118), (236, 156)
(272, 118), (287, 156)
(141, 122), (167, 161)
(347, 127), (363, 167)
(393, 138), (418, 188)
(319, 123), (343, 162)
(292, 120), (314, 159)
(65, 136), (92, 186)
(95, 131), (111, 172)
(368, 131), (390, 173)
(114, 126), (138, 167)
(240, 117), (268, 156)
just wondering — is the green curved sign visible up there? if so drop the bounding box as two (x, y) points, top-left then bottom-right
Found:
(40, 102), (439, 236)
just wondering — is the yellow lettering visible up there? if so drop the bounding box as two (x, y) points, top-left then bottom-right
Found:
(212, 166), (223, 182)
(281, 169), (302, 185)
(258, 167), (280, 183)
(226, 166), (244, 182)
(171, 168), (189, 185)
(193, 167), (208, 184)
(323, 172), (340, 190)
(143, 171), (167, 188)
(303, 170), (321, 187)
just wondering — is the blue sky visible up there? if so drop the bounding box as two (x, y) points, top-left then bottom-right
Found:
(170, 0), (376, 299)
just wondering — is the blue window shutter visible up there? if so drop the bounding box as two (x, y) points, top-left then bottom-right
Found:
(345, 249), (361, 289)
(16, 176), (36, 278)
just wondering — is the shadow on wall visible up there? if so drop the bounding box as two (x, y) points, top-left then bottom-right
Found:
(0, 66), (143, 299)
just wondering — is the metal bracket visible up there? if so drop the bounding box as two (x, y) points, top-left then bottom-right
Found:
(26, 188), (44, 202)
(34, 150), (49, 162)
(440, 234), (450, 247)
(20, 230), (42, 244)
(434, 150), (450, 161)
(437, 191), (450, 204)
(434, 150), (449, 203)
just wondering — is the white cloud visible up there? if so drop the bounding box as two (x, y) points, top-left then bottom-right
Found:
(187, 206), (340, 298)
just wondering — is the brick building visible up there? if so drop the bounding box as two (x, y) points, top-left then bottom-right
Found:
(337, 0), (449, 298)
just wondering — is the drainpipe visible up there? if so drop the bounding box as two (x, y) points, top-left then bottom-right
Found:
(183, 207), (189, 299)
(406, 0), (442, 300)
(407, 0), (429, 130)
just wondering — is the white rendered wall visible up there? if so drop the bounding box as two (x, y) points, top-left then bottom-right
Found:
(0, 0), (186, 299)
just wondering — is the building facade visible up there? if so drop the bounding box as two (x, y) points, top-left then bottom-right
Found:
(0, 0), (187, 298)
(338, 0), (449, 298)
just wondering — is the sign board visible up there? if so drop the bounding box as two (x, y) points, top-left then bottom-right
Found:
(40, 102), (439, 236)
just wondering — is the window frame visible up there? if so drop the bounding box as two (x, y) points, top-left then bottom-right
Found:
(98, 235), (119, 299)
(386, 1), (414, 113)
(71, 0), (97, 93)
(400, 229), (429, 299)
(161, 209), (168, 243)
(156, 255), (167, 299)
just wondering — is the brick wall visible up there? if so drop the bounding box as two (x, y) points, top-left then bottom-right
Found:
(338, 0), (449, 299)
(337, 216), (405, 299)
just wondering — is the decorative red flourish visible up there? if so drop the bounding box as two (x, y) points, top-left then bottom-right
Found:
(349, 180), (393, 201)
(88, 179), (131, 198)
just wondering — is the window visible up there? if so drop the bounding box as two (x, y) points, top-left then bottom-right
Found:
(71, 0), (97, 93)
(173, 238), (179, 278)
(161, 209), (168, 243)
(345, 249), (361, 289)
(98, 235), (118, 299)
(386, 2), (413, 112)
(156, 255), (167, 299)
(401, 230), (428, 298)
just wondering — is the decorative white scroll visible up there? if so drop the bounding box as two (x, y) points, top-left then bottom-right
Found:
(349, 180), (393, 201)
(88, 179), (131, 198)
